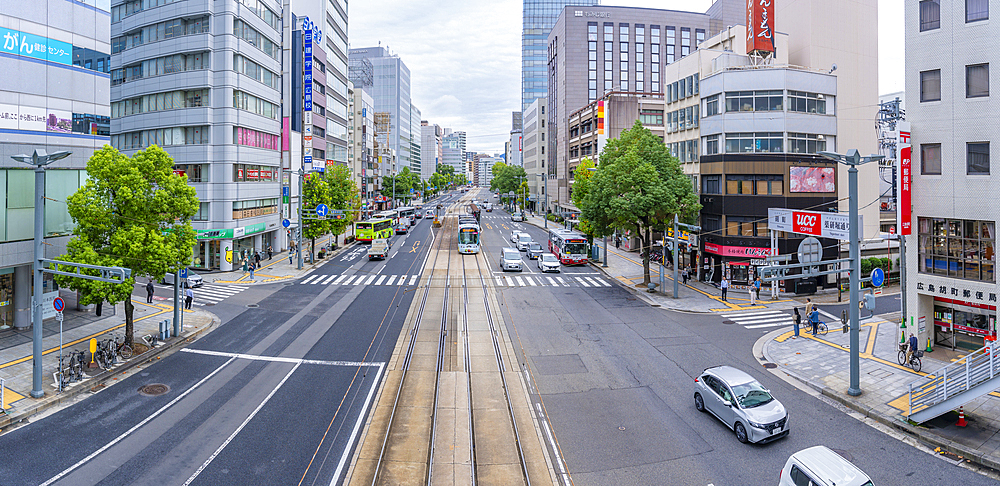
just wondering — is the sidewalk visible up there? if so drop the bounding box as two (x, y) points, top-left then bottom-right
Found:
(520, 213), (798, 313)
(758, 315), (1000, 471)
(0, 295), (219, 430)
(210, 240), (359, 286)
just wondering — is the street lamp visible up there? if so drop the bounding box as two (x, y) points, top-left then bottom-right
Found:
(818, 149), (884, 397)
(11, 149), (72, 398)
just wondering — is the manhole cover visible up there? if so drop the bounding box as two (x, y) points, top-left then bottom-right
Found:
(762, 363), (778, 369)
(830, 449), (854, 462)
(723, 320), (736, 325)
(138, 383), (170, 396)
(246, 304), (259, 308)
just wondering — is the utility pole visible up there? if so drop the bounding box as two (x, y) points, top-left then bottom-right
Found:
(877, 97), (907, 327)
(297, 168), (304, 270)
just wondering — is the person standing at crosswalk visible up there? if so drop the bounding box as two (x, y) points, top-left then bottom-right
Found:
(720, 277), (729, 301)
(792, 308), (801, 339)
(184, 286), (193, 309)
(146, 280), (155, 303)
(749, 281), (757, 305)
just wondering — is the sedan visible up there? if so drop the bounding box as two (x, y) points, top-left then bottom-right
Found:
(394, 224), (408, 235)
(693, 365), (788, 444)
(511, 212), (525, 222)
(537, 253), (561, 273)
(526, 242), (544, 259)
(425, 209), (435, 218)
(163, 270), (203, 288)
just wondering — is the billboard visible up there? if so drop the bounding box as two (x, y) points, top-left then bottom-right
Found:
(789, 167), (836, 193)
(746, 0), (776, 54)
(769, 208), (862, 241)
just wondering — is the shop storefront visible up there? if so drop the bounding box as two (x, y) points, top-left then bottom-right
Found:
(932, 297), (996, 351)
(703, 242), (776, 289)
(0, 269), (12, 329)
(194, 223), (267, 271)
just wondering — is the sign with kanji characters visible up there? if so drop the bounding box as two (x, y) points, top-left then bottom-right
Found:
(746, 0), (775, 55)
(768, 208), (862, 241)
(0, 27), (72, 65)
(897, 122), (912, 235)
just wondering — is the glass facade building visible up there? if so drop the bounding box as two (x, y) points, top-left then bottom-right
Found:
(522, 0), (598, 111)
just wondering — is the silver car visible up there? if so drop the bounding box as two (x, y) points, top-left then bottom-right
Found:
(693, 365), (788, 444)
(526, 242), (544, 260)
(500, 247), (523, 272)
(162, 270), (203, 288)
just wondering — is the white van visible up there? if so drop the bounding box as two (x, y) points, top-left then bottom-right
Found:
(517, 233), (532, 252)
(779, 446), (873, 486)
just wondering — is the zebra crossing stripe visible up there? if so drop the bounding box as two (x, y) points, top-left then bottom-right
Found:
(514, 276), (525, 286)
(556, 277), (567, 286)
(597, 278), (611, 287)
(385, 275), (397, 286)
(321, 275), (338, 285)
(364, 275), (377, 285)
(504, 276), (514, 286)
(577, 277), (591, 287)
(736, 315), (791, 325)
(353, 276), (368, 285)
(745, 320), (794, 329)
(584, 277), (601, 287)
(408, 275), (418, 285)
(301, 275), (318, 285)
(341, 275), (357, 285)
(495, 276), (504, 286)
(720, 310), (784, 318)
(546, 277), (557, 286)
(526, 276), (538, 286)
(333, 275), (348, 285)
(374, 275), (387, 286)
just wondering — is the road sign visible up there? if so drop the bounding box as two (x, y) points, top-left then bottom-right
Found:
(52, 297), (64, 312)
(282, 218), (291, 228)
(870, 267), (885, 287)
(315, 204), (329, 217)
(179, 268), (188, 279)
(889, 226), (896, 235)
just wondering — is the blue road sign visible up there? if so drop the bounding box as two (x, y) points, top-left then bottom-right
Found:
(53, 297), (64, 312)
(282, 186), (289, 197)
(870, 267), (885, 287)
(179, 268), (188, 279)
(282, 218), (291, 228)
(315, 204), (329, 217)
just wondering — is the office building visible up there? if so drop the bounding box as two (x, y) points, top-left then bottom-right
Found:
(507, 129), (523, 167)
(523, 98), (546, 212)
(512, 111), (523, 131)
(904, 0), (998, 350)
(348, 47), (417, 172)
(1, 2), (111, 329)
(410, 105), (422, 177)
(349, 86), (377, 202)
(442, 130), (466, 174)
(522, 0), (599, 111)
(478, 157), (498, 189)
(420, 121), (442, 181)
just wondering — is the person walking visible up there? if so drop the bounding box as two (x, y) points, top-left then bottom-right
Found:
(248, 261), (256, 281)
(720, 277), (729, 301)
(146, 280), (155, 303)
(754, 277), (762, 301)
(804, 298), (815, 319)
(809, 306), (820, 335)
(681, 266), (689, 285)
(184, 286), (194, 309)
(289, 247), (294, 265)
(254, 250), (261, 266)
(267, 245), (273, 260)
(792, 308), (801, 338)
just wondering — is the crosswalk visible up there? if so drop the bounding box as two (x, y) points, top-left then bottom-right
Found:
(720, 310), (794, 330)
(154, 284), (249, 307)
(297, 273), (614, 288)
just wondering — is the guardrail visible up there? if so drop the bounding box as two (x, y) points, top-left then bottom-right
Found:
(908, 340), (1000, 422)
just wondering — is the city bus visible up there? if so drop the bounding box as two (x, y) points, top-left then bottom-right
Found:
(458, 222), (480, 254)
(355, 218), (394, 242)
(548, 228), (589, 265)
(373, 210), (399, 226)
(398, 206), (416, 226)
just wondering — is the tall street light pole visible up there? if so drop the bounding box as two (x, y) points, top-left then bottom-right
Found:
(819, 149), (883, 397)
(12, 149), (72, 398)
(542, 173), (548, 229)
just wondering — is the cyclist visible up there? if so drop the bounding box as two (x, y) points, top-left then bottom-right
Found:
(907, 333), (919, 364)
(809, 306), (820, 335)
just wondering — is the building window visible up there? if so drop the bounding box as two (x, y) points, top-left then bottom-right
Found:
(702, 175), (721, 194)
(727, 91), (783, 112)
(681, 28), (690, 56)
(920, 70), (941, 102)
(787, 91), (828, 114)
(192, 202), (209, 221)
(918, 218), (995, 281)
(921, 143), (942, 174)
(920, 0), (941, 30)
(705, 94), (720, 116)
(726, 175), (783, 196)
(705, 134), (719, 155)
(788, 133), (829, 154)
(666, 27), (675, 64)
(967, 63), (989, 98)
(725, 133), (783, 153)
(639, 109), (663, 126)
(967, 0), (989, 22)
(968, 142), (990, 175)
(175, 164), (207, 183)
(695, 29), (705, 48)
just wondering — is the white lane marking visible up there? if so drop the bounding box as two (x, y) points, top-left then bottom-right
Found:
(597, 278), (612, 287)
(514, 276), (525, 287)
(535, 403), (571, 486)
(321, 275), (338, 285)
(183, 362), (302, 486)
(374, 275), (387, 286)
(546, 277), (557, 286)
(504, 276), (514, 287)
(364, 275), (377, 285)
(385, 275), (397, 286)
(341, 275), (357, 285)
(408, 275), (418, 285)
(353, 276), (367, 285)
(40, 358), (238, 486)
(745, 320), (794, 329)
(301, 275), (318, 285)
(495, 276), (504, 286)
(526, 276), (538, 286)
(556, 277), (567, 287)
(720, 310), (784, 318)
(577, 277), (591, 287)
(333, 275), (348, 285)
(584, 277), (602, 287)
(330, 364), (386, 485)
(179, 349), (383, 367)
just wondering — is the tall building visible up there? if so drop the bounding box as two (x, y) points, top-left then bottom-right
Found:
(478, 157), (499, 189)
(523, 98), (546, 212)
(410, 105), (422, 177)
(442, 130), (466, 174)
(512, 111), (523, 131)
(522, 0), (599, 111)
(420, 121), (442, 181)
(904, 0), (998, 350)
(348, 47), (417, 172)
(1, 2), (111, 329)
(349, 86), (377, 202)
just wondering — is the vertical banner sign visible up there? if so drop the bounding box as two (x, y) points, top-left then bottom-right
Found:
(746, 0), (775, 54)
(302, 17), (315, 172)
(897, 122), (911, 235)
(596, 100), (608, 155)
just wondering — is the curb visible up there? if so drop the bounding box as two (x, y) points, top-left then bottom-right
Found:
(0, 312), (222, 432)
(211, 242), (358, 286)
(753, 330), (1000, 473)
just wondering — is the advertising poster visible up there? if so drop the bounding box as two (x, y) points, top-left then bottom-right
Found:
(789, 167), (836, 193)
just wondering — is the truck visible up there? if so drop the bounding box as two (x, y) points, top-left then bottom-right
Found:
(368, 238), (390, 260)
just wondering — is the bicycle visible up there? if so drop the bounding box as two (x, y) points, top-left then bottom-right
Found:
(897, 343), (923, 372)
(808, 320), (829, 335)
(111, 334), (133, 361)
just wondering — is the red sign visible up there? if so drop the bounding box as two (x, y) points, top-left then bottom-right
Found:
(791, 211), (822, 236)
(247, 169), (259, 180)
(898, 128), (912, 235)
(747, 0), (775, 54)
(237, 168), (244, 180)
(889, 226), (896, 235)
(704, 243), (775, 258)
(173, 170), (186, 177)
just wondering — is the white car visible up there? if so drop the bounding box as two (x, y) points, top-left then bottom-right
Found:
(779, 446), (873, 486)
(517, 233), (533, 252)
(425, 209), (435, 218)
(537, 253), (561, 272)
(693, 365), (788, 444)
(163, 270), (203, 288)
(500, 247), (523, 272)
(510, 230), (526, 243)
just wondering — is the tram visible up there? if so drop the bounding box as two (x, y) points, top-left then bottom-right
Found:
(458, 216), (480, 254)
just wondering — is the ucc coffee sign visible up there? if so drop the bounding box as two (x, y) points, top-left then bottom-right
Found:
(768, 208), (861, 241)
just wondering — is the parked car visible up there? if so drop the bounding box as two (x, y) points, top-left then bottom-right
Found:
(537, 253), (561, 272)
(162, 270), (203, 288)
(500, 247), (523, 272)
(526, 241), (544, 259)
(517, 233), (533, 252)
(693, 365), (788, 444)
(779, 446), (873, 486)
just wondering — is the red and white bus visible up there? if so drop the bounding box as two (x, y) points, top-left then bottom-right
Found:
(548, 228), (589, 265)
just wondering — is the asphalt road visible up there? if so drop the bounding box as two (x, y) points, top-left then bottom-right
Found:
(0, 191), (464, 486)
(471, 191), (996, 485)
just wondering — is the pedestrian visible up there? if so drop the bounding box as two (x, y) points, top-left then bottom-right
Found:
(241, 257), (248, 273)
(248, 262), (256, 281)
(267, 245), (273, 260)
(792, 308), (801, 338)
(146, 280), (154, 303)
(289, 248), (294, 265)
(682, 266), (689, 285)
(184, 286), (193, 309)
(254, 251), (261, 266)
(804, 298), (814, 317)
(749, 280), (757, 305)
(720, 277), (729, 301)
(809, 306), (820, 335)
(615, 236), (621, 249)
(754, 277), (762, 301)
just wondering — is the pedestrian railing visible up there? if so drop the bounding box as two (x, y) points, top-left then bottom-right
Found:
(907, 340), (1000, 423)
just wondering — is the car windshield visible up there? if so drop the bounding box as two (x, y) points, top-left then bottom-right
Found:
(504, 251), (520, 260)
(731, 381), (774, 408)
(529, 243), (541, 250)
(541, 254), (558, 263)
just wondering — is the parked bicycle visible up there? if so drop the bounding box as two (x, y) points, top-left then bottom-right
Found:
(897, 343), (923, 372)
(54, 349), (87, 390)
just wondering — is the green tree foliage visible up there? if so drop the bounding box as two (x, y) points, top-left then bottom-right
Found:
(302, 172), (333, 257)
(577, 121), (701, 285)
(429, 172), (448, 196)
(454, 173), (468, 186)
(54, 145), (199, 346)
(436, 163), (455, 178)
(381, 166), (421, 203)
(327, 165), (360, 238)
(302, 166), (361, 257)
(489, 162), (526, 194)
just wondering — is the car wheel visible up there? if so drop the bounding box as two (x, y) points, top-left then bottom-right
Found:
(694, 393), (705, 412)
(734, 422), (749, 444)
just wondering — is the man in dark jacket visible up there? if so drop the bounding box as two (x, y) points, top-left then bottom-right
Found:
(146, 280), (154, 303)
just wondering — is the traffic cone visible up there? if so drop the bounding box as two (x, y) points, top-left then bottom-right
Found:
(957, 407), (967, 427)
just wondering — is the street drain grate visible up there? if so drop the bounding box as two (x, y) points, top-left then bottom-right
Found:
(723, 320), (736, 325)
(139, 384), (170, 396)
(246, 304), (259, 308)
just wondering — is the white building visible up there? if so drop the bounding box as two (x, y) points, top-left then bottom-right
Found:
(478, 157), (498, 188)
(904, 0), (997, 351)
(523, 98), (546, 212)
(420, 121), (442, 180)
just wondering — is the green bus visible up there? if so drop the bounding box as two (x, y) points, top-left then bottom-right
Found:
(355, 218), (394, 242)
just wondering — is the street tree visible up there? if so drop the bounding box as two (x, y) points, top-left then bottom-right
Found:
(489, 162), (526, 194)
(54, 145), (199, 346)
(381, 166), (421, 204)
(578, 121), (700, 286)
(571, 158), (598, 242)
(302, 172), (333, 260)
(326, 165), (360, 244)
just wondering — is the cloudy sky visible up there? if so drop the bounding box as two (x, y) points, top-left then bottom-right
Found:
(349, 0), (904, 154)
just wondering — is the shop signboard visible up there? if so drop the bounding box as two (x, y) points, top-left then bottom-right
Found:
(41, 291), (59, 320)
(704, 242), (774, 258)
(746, 0), (775, 54)
(0, 27), (73, 65)
(768, 208), (861, 241)
(196, 223), (267, 240)
(897, 122), (912, 235)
